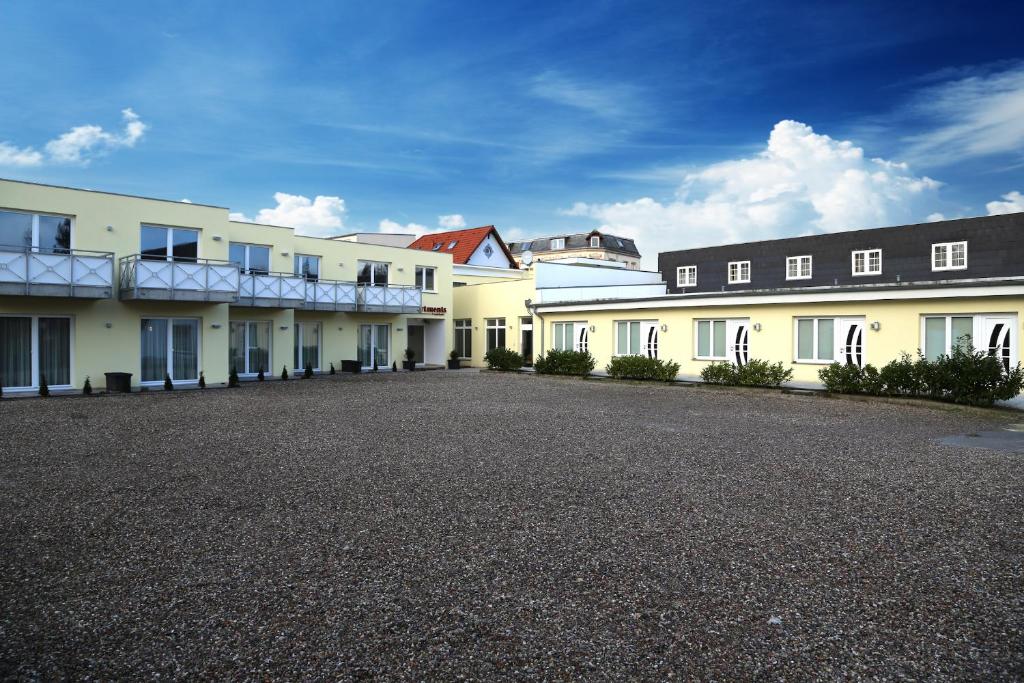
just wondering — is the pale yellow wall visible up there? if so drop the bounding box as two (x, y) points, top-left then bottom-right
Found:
(452, 274), (537, 366)
(0, 180), (453, 389)
(537, 296), (1024, 383)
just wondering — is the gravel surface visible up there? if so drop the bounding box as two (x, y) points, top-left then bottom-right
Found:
(1, 371), (1022, 680)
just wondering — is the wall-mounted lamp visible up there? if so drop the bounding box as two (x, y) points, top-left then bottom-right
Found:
(589, 325), (596, 333)
(870, 321), (881, 331)
(660, 323), (668, 333)
(211, 323), (222, 329)
(280, 325), (289, 330)
(338, 262), (344, 267)
(396, 327), (404, 332)
(104, 321), (113, 328)
(753, 322), (762, 332)
(106, 225), (113, 232)
(212, 235), (222, 242)
(281, 251), (290, 257)
(397, 267), (405, 272)
(337, 326), (343, 331)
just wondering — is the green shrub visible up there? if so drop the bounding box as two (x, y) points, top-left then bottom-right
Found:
(163, 373), (173, 391)
(818, 362), (864, 394)
(734, 359), (793, 387)
(859, 364), (884, 396)
(199, 371), (207, 389)
(303, 362), (314, 379)
(484, 347), (524, 371)
(281, 365), (289, 381)
(329, 362), (336, 375)
(878, 353), (922, 396)
(83, 376), (93, 396)
(606, 355), (680, 382)
(257, 367), (265, 381)
(533, 349), (596, 377)
(700, 362), (736, 385)
(228, 367), (239, 388)
(39, 373), (49, 397)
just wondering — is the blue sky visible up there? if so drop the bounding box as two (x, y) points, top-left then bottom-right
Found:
(1, 0), (1022, 264)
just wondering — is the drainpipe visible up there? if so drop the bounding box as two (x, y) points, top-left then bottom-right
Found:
(526, 298), (544, 357)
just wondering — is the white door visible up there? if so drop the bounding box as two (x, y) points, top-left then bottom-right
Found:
(641, 321), (659, 358)
(573, 323), (589, 353)
(979, 316), (1015, 372)
(836, 318), (865, 367)
(726, 319), (750, 366)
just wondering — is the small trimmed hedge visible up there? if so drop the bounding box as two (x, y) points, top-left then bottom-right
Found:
(700, 359), (793, 388)
(484, 347), (524, 371)
(606, 355), (680, 382)
(533, 349), (596, 377)
(819, 348), (1024, 407)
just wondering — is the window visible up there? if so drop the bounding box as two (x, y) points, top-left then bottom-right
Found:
(695, 320), (728, 360)
(486, 318), (506, 351)
(431, 242), (442, 251)
(932, 242), (967, 271)
(358, 324), (390, 368)
(0, 209), (72, 253)
(483, 244), (494, 258)
(229, 242), (270, 274)
(786, 255), (812, 280)
(454, 319), (473, 359)
(0, 315), (72, 390)
(590, 236), (600, 248)
(550, 238), (565, 250)
(293, 322), (321, 371)
(229, 321), (271, 375)
(553, 322), (589, 352)
(294, 254), (320, 282)
(357, 260), (389, 286)
(448, 241), (458, 250)
(415, 266), (436, 292)
(615, 320), (659, 358)
(795, 318), (836, 363)
(141, 318), (199, 383)
(141, 225), (198, 262)
(727, 261), (750, 284)
(852, 249), (882, 275)
(676, 265), (697, 287)
(922, 315), (975, 361)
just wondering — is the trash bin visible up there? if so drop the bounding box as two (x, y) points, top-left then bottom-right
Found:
(104, 372), (133, 393)
(340, 360), (362, 374)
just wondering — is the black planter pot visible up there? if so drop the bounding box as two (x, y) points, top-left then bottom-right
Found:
(402, 360), (416, 371)
(447, 359), (461, 370)
(340, 360), (361, 373)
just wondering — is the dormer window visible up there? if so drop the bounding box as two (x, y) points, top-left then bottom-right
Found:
(852, 249), (882, 276)
(550, 238), (565, 250)
(431, 242), (442, 251)
(786, 255), (812, 280)
(727, 260), (750, 284)
(448, 241), (457, 250)
(590, 236), (600, 248)
(932, 241), (967, 271)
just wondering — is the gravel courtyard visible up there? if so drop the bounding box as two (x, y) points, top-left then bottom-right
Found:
(1, 371), (1022, 679)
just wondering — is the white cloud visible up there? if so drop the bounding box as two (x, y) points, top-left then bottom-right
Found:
(234, 192), (347, 236)
(180, 198), (192, 204)
(0, 142), (43, 167)
(986, 190), (1024, 215)
(564, 120), (941, 266)
(438, 214), (466, 229)
(903, 63), (1024, 166)
(378, 218), (427, 234)
(529, 71), (638, 121)
(926, 212), (946, 222)
(44, 108), (147, 165)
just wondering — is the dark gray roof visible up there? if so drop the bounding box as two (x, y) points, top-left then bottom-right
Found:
(507, 231), (640, 257)
(658, 212), (1024, 295)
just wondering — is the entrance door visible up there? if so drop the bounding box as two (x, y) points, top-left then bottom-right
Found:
(981, 316), (1014, 372)
(407, 325), (425, 363)
(520, 317), (533, 365)
(726, 319), (749, 366)
(836, 318), (865, 367)
(641, 321), (659, 358)
(573, 323), (589, 353)
(358, 324), (391, 368)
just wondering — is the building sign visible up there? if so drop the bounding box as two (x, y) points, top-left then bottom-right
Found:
(421, 306), (447, 315)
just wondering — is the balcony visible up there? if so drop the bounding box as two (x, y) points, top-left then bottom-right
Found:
(119, 254), (239, 302)
(0, 245), (114, 299)
(357, 284), (422, 313)
(304, 278), (358, 312)
(236, 271), (306, 308)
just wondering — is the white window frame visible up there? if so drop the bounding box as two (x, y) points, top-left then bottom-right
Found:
(294, 253), (321, 281)
(0, 208), (74, 251)
(676, 265), (697, 287)
(793, 317), (840, 365)
(141, 224), (200, 262)
(294, 321), (321, 371)
(415, 265), (437, 293)
(454, 319), (472, 359)
(694, 319), (728, 360)
(590, 236), (600, 248)
(229, 320), (272, 376)
(140, 316), (201, 384)
(550, 238), (566, 250)
(357, 260), (390, 286)
(786, 255), (812, 280)
(931, 241), (967, 272)
(851, 249), (882, 276)
(727, 260), (750, 284)
(0, 314), (74, 391)
(552, 321), (588, 352)
(614, 319), (658, 357)
(485, 318), (507, 351)
(229, 242), (271, 274)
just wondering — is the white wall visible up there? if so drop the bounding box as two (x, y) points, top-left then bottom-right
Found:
(533, 261), (664, 288)
(466, 233), (515, 267)
(535, 283), (668, 304)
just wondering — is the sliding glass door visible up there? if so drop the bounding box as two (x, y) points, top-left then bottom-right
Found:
(293, 322), (321, 372)
(358, 324), (390, 368)
(0, 315), (72, 390)
(229, 321), (271, 375)
(141, 317), (200, 383)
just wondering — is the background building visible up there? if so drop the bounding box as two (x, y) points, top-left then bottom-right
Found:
(508, 231), (641, 270)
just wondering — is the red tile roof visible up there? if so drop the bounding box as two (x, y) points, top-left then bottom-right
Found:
(407, 225), (518, 267)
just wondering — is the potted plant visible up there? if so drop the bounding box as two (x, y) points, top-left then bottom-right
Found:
(447, 349), (461, 370)
(228, 367), (239, 388)
(83, 376), (93, 395)
(163, 373), (173, 391)
(199, 371), (207, 389)
(303, 362), (314, 379)
(403, 348), (416, 371)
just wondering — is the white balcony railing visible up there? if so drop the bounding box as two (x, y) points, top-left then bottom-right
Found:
(357, 284), (422, 313)
(304, 279), (358, 311)
(236, 271), (306, 308)
(0, 245), (114, 299)
(119, 254), (239, 302)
